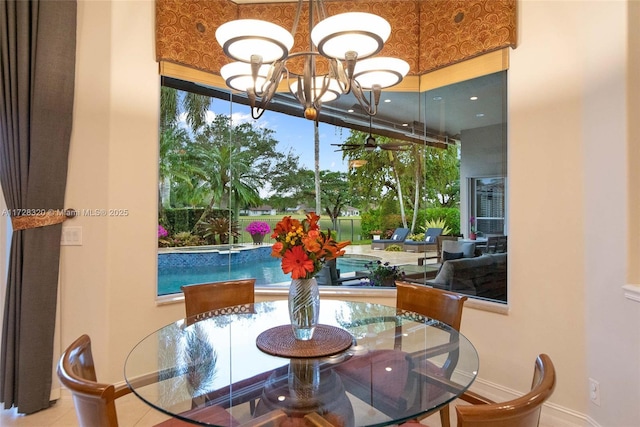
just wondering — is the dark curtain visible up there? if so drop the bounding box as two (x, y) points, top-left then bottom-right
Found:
(0, 0), (76, 414)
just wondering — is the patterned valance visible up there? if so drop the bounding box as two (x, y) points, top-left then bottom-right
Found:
(156, 0), (516, 79)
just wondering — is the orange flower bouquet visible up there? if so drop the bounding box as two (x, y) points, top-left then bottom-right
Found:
(270, 212), (350, 340)
(270, 212), (350, 279)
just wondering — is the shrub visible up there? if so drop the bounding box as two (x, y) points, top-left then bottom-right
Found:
(423, 218), (452, 236)
(170, 232), (204, 247)
(245, 221), (271, 235)
(198, 217), (240, 244)
(364, 261), (405, 286)
(384, 244), (404, 252)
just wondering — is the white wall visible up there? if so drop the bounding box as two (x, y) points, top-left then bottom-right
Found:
(58, 1), (639, 425)
(60, 0), (185, 383)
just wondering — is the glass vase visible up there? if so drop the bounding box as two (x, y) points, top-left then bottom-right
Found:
(288, 277), (320, 340)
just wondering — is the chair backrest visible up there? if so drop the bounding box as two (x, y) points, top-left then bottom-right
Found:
(395, 281), (467, 331)
(57, 334), (126, 427)
(456, 354), (556, 427)
(486, 235), (508, 253)
(442, 240), (476, 259)
(436, 235), (459, 262)
(423, 227), (443, 243)
(389, 227), (410, 241)
(181, 278), (256, 320)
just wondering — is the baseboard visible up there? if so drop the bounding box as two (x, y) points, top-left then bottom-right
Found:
(468, 377), (594, 427)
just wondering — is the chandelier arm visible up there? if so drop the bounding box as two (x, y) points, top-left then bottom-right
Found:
(261, 61), (285, 97)
(350, 83), (373, 115)
(302, 56), (314, 109)
(291, 0), (303, 37)
(246, 88), (262, 120)
(251, 106), (266, 120)
(329, 59), (350, 94)
(312, 75), (332, 111)
(250, 55), (264, 96)
(313, 0), (328, 27)
(351, 82), (381, 116)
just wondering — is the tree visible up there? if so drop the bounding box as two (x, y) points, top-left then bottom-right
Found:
(424, 144), (460, 207)
(341, 130), (411, 224)
(161, 86), (211, 133)
(318, 171), (351, 229)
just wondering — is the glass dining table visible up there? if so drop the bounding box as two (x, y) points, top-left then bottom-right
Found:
(124, 300), (479, 427)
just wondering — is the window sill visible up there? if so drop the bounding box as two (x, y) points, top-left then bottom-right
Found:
(156, 285), (509, 314)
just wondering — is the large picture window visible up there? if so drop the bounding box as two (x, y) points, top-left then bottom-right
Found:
(157, 66), (508, 304)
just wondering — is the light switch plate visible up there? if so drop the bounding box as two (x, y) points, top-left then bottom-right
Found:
(61, 226), (82, 246)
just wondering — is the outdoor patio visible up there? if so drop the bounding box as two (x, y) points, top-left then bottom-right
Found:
(344, 244), (438, 267)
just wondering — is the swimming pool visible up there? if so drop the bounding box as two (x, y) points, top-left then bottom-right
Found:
(157, 247), (377, 295)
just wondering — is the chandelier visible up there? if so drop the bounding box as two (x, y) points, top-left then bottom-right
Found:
(215, 0), (410, 121)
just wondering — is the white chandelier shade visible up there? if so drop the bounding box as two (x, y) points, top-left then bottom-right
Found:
(220, 62), (274, 92)
(215, 19), (294, 63)
(289, 77), (342, 103)
(215, 2), (408, 120)
(353, 57), (410, 89)
(311, 12), (391, 60)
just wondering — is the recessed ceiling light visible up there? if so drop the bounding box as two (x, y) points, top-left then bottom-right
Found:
(402, 123), (408, 127)
(470, 96), (478, 101)
(384, 99), (391, 103)
(433, 96), (442, 101)
(348, 108), (354, 113)
(476, 113), (485, 117)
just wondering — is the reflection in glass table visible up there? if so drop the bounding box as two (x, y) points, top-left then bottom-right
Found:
(124, 300), (479, 427)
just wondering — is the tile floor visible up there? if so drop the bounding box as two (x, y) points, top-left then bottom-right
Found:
(0, 392), (465, 426)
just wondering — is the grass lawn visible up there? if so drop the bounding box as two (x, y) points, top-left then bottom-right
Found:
(238, 215), (364, 244)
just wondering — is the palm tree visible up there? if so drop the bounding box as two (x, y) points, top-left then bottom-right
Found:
(161, 86), (210, 133)
(159, 125), (204, 209)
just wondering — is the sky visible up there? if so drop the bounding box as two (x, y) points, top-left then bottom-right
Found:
(205, 97), (351, 173)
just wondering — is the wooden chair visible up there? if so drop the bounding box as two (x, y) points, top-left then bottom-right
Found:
(456, 354), (556, 427)
(396, 281), (468, 427)
(58, 334), (238, 427)
(57, 334), (131, 427)
(181, 278), (256, 321)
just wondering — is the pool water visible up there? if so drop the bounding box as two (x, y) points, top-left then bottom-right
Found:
(157, 256), (374, 296)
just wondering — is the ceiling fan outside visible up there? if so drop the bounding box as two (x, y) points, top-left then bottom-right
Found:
(333, 111), (412, 152)
(332, 138), (411, 152)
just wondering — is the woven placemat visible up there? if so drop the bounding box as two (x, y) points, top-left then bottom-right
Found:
(256, 324), (354, 358)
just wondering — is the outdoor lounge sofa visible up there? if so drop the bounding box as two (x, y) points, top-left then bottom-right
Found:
(425, 253), (507, 302)
(371, 227), (410, 250)
(402, 227), (443, 252)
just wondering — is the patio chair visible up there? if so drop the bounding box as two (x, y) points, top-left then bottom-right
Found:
(485, 235), (508, 254)
(371, 227), (410, 250)
(441, 240), (476, 260)
(402, 227), (443, 252)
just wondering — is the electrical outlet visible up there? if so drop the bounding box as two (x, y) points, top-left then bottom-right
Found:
(589, 378), (601, 406)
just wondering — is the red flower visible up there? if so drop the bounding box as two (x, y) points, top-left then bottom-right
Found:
(271, 212), (351, 279)
(271, 241), (284, 258)
(281, 245), (315, 279)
